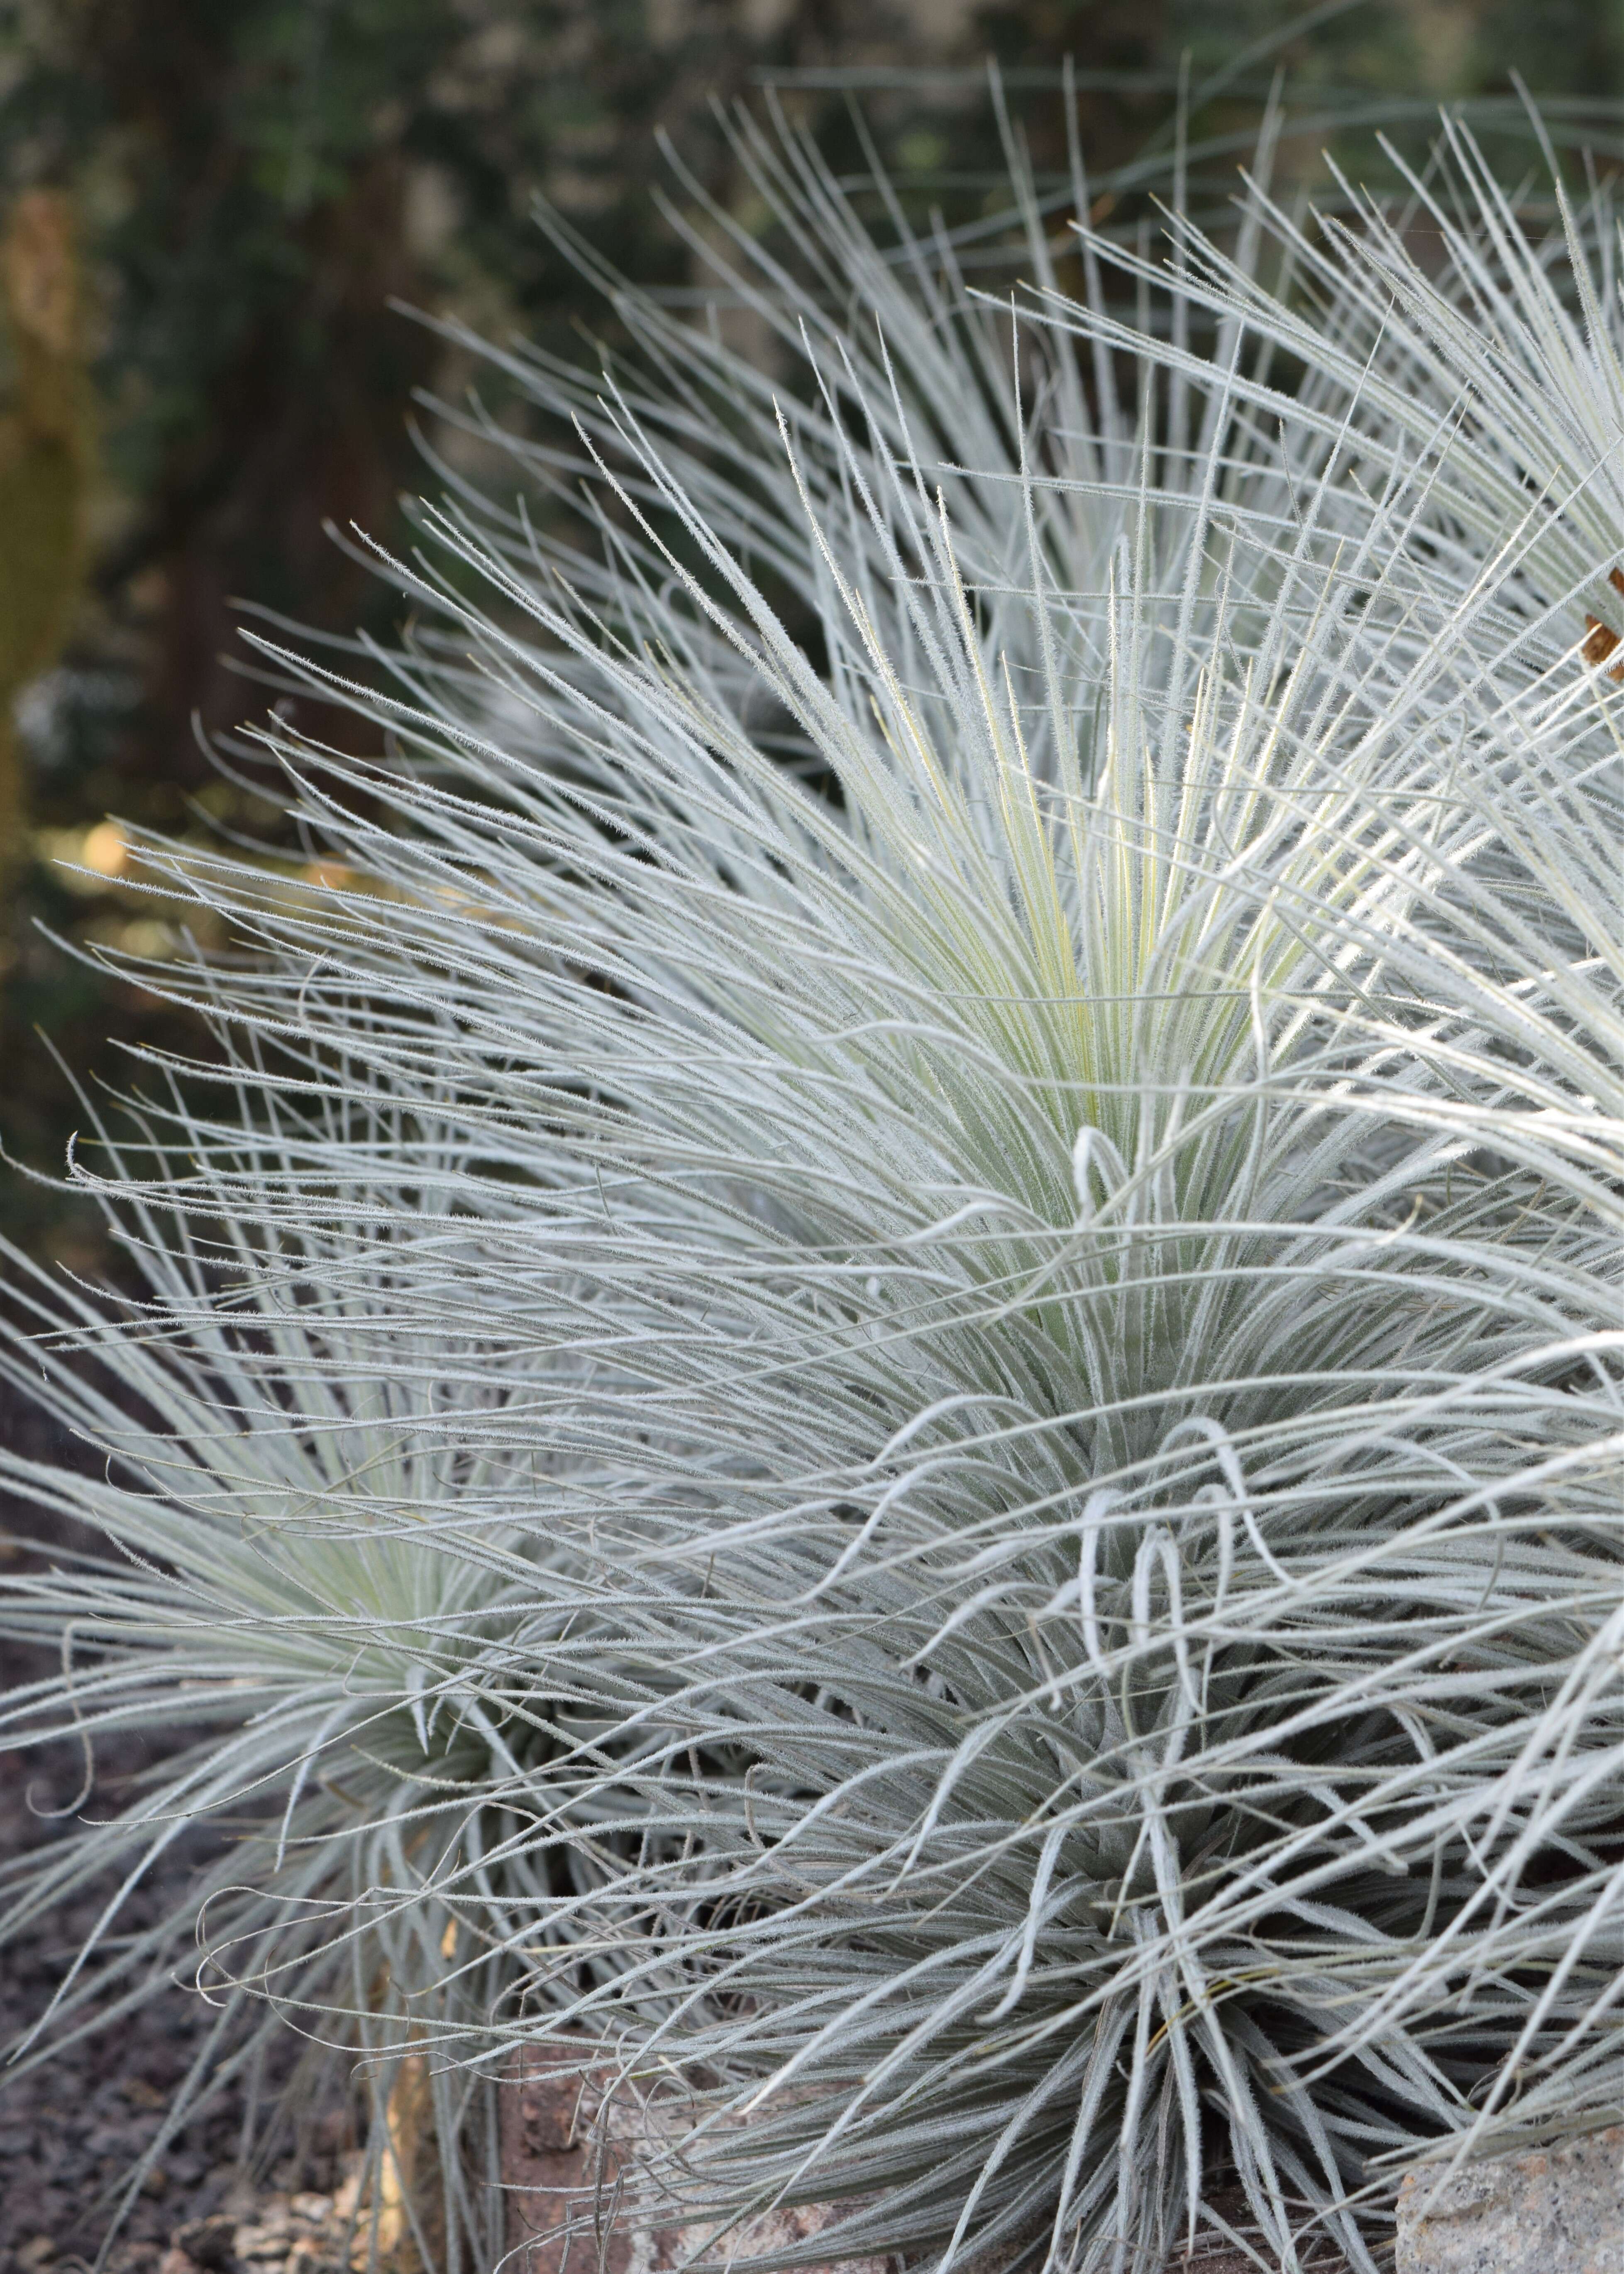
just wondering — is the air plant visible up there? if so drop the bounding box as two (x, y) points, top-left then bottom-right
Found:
(1, 85), (1619, 2274)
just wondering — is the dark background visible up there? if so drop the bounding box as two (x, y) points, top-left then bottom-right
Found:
(1, 0), (1620, 1273)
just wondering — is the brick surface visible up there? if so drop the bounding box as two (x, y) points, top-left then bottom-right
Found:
(499, 2049), (891, 2274)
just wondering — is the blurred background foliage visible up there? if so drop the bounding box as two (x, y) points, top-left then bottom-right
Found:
(0, 0), (1619, 1270)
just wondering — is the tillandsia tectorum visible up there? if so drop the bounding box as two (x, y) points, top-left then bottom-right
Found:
(1, 84), (1621, 2274)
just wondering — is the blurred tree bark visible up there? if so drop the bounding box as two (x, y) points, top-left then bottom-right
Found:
(67, 0), (437, 781)
(0, 191), (88, 888)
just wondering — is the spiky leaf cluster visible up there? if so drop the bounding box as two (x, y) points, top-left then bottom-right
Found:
(2, 96), (1620, 2274)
